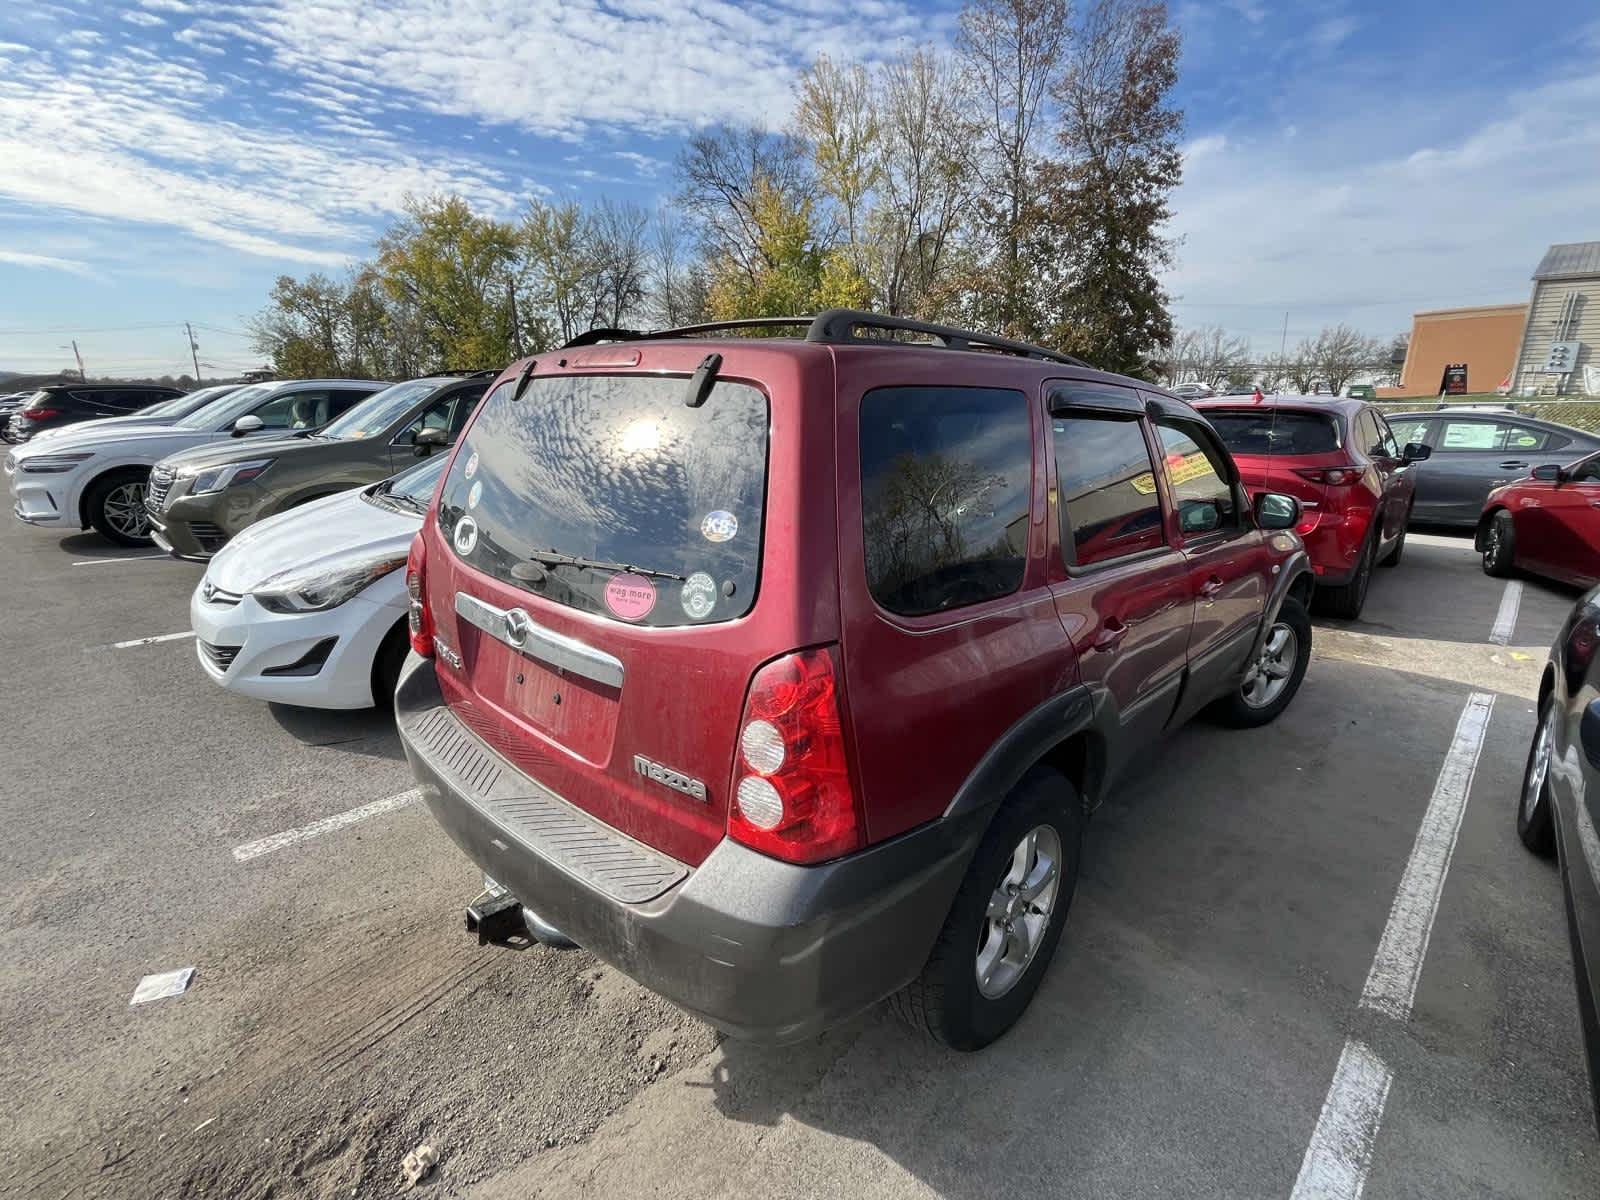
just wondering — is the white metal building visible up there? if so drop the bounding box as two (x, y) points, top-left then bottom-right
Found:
(1512, 241), (1600, 395)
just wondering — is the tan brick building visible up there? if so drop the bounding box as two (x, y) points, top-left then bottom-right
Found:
(1386, 303), (1527, 398)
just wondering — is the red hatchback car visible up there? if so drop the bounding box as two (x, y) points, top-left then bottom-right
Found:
(1195, 396), (1430, 618)
(1479, 450), (1600, 588)
(396, 312), (1315, 1049)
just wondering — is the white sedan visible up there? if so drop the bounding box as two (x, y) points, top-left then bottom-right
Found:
(189, 455), (442, 709)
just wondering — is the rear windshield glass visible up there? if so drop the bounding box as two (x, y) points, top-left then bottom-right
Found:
(437, 374), (769, 627)
(1206, 409), (1341, 455)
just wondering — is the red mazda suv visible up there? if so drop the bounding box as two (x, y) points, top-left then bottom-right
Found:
(1195, 396), (1430, 619)
(396, 312), (1315, 1050)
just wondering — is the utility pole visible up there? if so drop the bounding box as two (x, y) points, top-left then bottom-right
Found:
(71, 340), (86, 381)
(508, 281), (524, 358)
(1279, 312), (1289, 359)
(186, 322), (202, 384)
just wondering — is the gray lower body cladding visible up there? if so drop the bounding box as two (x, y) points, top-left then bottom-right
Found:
(394, 654), (986, 1044)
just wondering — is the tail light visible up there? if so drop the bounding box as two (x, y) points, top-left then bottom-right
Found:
(729, 647), (862, 865)
(405, 533), (434, 657)
(21, 408), (60, 421)
(1295, 466), (1364, 486)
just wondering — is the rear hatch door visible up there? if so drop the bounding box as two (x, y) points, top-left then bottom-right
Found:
(426, 360), (800, 867)
(1203, 405), (1346, 513)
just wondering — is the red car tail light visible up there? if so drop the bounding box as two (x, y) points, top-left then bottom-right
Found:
(406, 533), (434, 658)
(729, 647), (862, 865)
(1295, 466), (1364, 486)
(21, 408), (60, 421)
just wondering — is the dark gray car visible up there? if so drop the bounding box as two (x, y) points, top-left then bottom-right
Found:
(147, 372), (492, 558)
(1386, 409), (1600, 526)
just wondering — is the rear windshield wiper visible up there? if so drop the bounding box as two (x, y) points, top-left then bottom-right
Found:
(518, 548), (685, 582)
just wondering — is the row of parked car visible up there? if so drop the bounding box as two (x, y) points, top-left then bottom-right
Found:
(5, 312), (1597, 1091)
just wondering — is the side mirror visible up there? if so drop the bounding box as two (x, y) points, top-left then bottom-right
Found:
(1531, 463), (1564, 482)
(1254, 491), (1302, 531)
(231, 414), (264, 438)
(1401, 442), (1432, 463)
(412, 427), (449, 457)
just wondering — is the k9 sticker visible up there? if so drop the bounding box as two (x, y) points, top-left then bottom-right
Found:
(679, 572), (717, 620)
(604, 573), (657, 621)
(700, 510), (738, 543)
(452, 515), (479, 556)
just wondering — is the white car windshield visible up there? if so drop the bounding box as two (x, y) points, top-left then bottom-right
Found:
(317, 379), (437, 440)
(176, 384), (273, 431)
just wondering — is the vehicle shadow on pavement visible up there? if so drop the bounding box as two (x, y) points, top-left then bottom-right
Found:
(267, 702), (404, 760)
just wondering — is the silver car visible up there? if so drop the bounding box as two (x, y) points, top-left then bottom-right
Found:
(1386, 409), (1600, 526)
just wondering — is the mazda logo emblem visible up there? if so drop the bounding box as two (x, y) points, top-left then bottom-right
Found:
(503, 609), (532, 646)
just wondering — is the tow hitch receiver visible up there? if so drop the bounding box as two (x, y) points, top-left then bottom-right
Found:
(465, 887), (527, 947)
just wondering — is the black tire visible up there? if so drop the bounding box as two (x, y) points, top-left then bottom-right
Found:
(1379, 508), (1409, 567)
(1210, 596), (1313, 728)
(84, 468), (153, 546)
(1482, 510), (1516, 578)
(1517, 693), (1558, 858)
(370, 621), (410, 712)
(1318, 526), (1376, 619)
(890, 766), (1083, 1051)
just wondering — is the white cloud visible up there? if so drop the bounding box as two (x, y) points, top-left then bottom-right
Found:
(120, 10), (166, 27)
(1182, 134), (1227, 164)
(186, 0), (929, 138)
(1166, 68), (1600, 345)
(1306, 16), (1359, 52)
(0, 44), (524, 266)
(0, 248), (93, 276)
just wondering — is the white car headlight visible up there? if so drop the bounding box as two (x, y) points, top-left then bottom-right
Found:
(253, 552), (408, 613)
(19, 451), (95, 474)
(189, 458), (275, 495)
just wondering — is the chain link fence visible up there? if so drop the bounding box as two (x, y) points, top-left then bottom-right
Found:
(1373, 398), (1600, 435)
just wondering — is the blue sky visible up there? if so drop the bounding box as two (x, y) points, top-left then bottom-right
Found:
(1, 0), (1597, 378)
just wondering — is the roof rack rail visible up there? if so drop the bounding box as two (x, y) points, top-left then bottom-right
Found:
(431, 368), (501, 378)
(561, 310), (1088, 367)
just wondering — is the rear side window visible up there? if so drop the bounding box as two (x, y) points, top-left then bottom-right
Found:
(860, 386), (1031, 616)
(438, 374), (768, 627)
(1154, 419), (1239, 534)
(1435, 418), (1549, 451)
(1206, 409), (1341, 455)
(1052, 413), (1164, 567)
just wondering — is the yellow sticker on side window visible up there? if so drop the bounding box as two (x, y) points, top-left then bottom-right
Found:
(1131, 452), (1215, 495)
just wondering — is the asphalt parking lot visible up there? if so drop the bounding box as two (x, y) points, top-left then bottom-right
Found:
(2, 521), (1596, 1199)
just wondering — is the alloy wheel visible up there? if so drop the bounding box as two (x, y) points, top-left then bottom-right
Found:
(975, 824), (1062, 1000)
(1242, 622), (1298, 709)
(102, 482), (150, 538)
(1522, 704), (1555, 824)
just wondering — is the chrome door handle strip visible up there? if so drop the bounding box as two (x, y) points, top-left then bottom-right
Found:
(454, 592), (624, 689)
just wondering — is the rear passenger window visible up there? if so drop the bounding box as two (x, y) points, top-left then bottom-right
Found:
(860, 386), (1031, 616)
(1052, 413), (1164, 567)
(1154, 419), (1239, 535)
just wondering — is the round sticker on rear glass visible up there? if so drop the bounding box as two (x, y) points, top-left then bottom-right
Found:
(604, 573), (656, 621)
(452, 515), (479, 556)
(680, 572), (717, 620)
(467, 479), (482, 509)
(700, 510), (737, 543)
(463, 450), (480, 480)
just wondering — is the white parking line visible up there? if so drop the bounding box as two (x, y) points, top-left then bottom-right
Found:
(71, 555), (167, 567)
(1289, 1040), (1393, 1200)
(110, 631), (195, 649)
(1488, 580), (1522, 645)
(1359, 691), (1495, 1019)
(232, 789), (419, 862)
